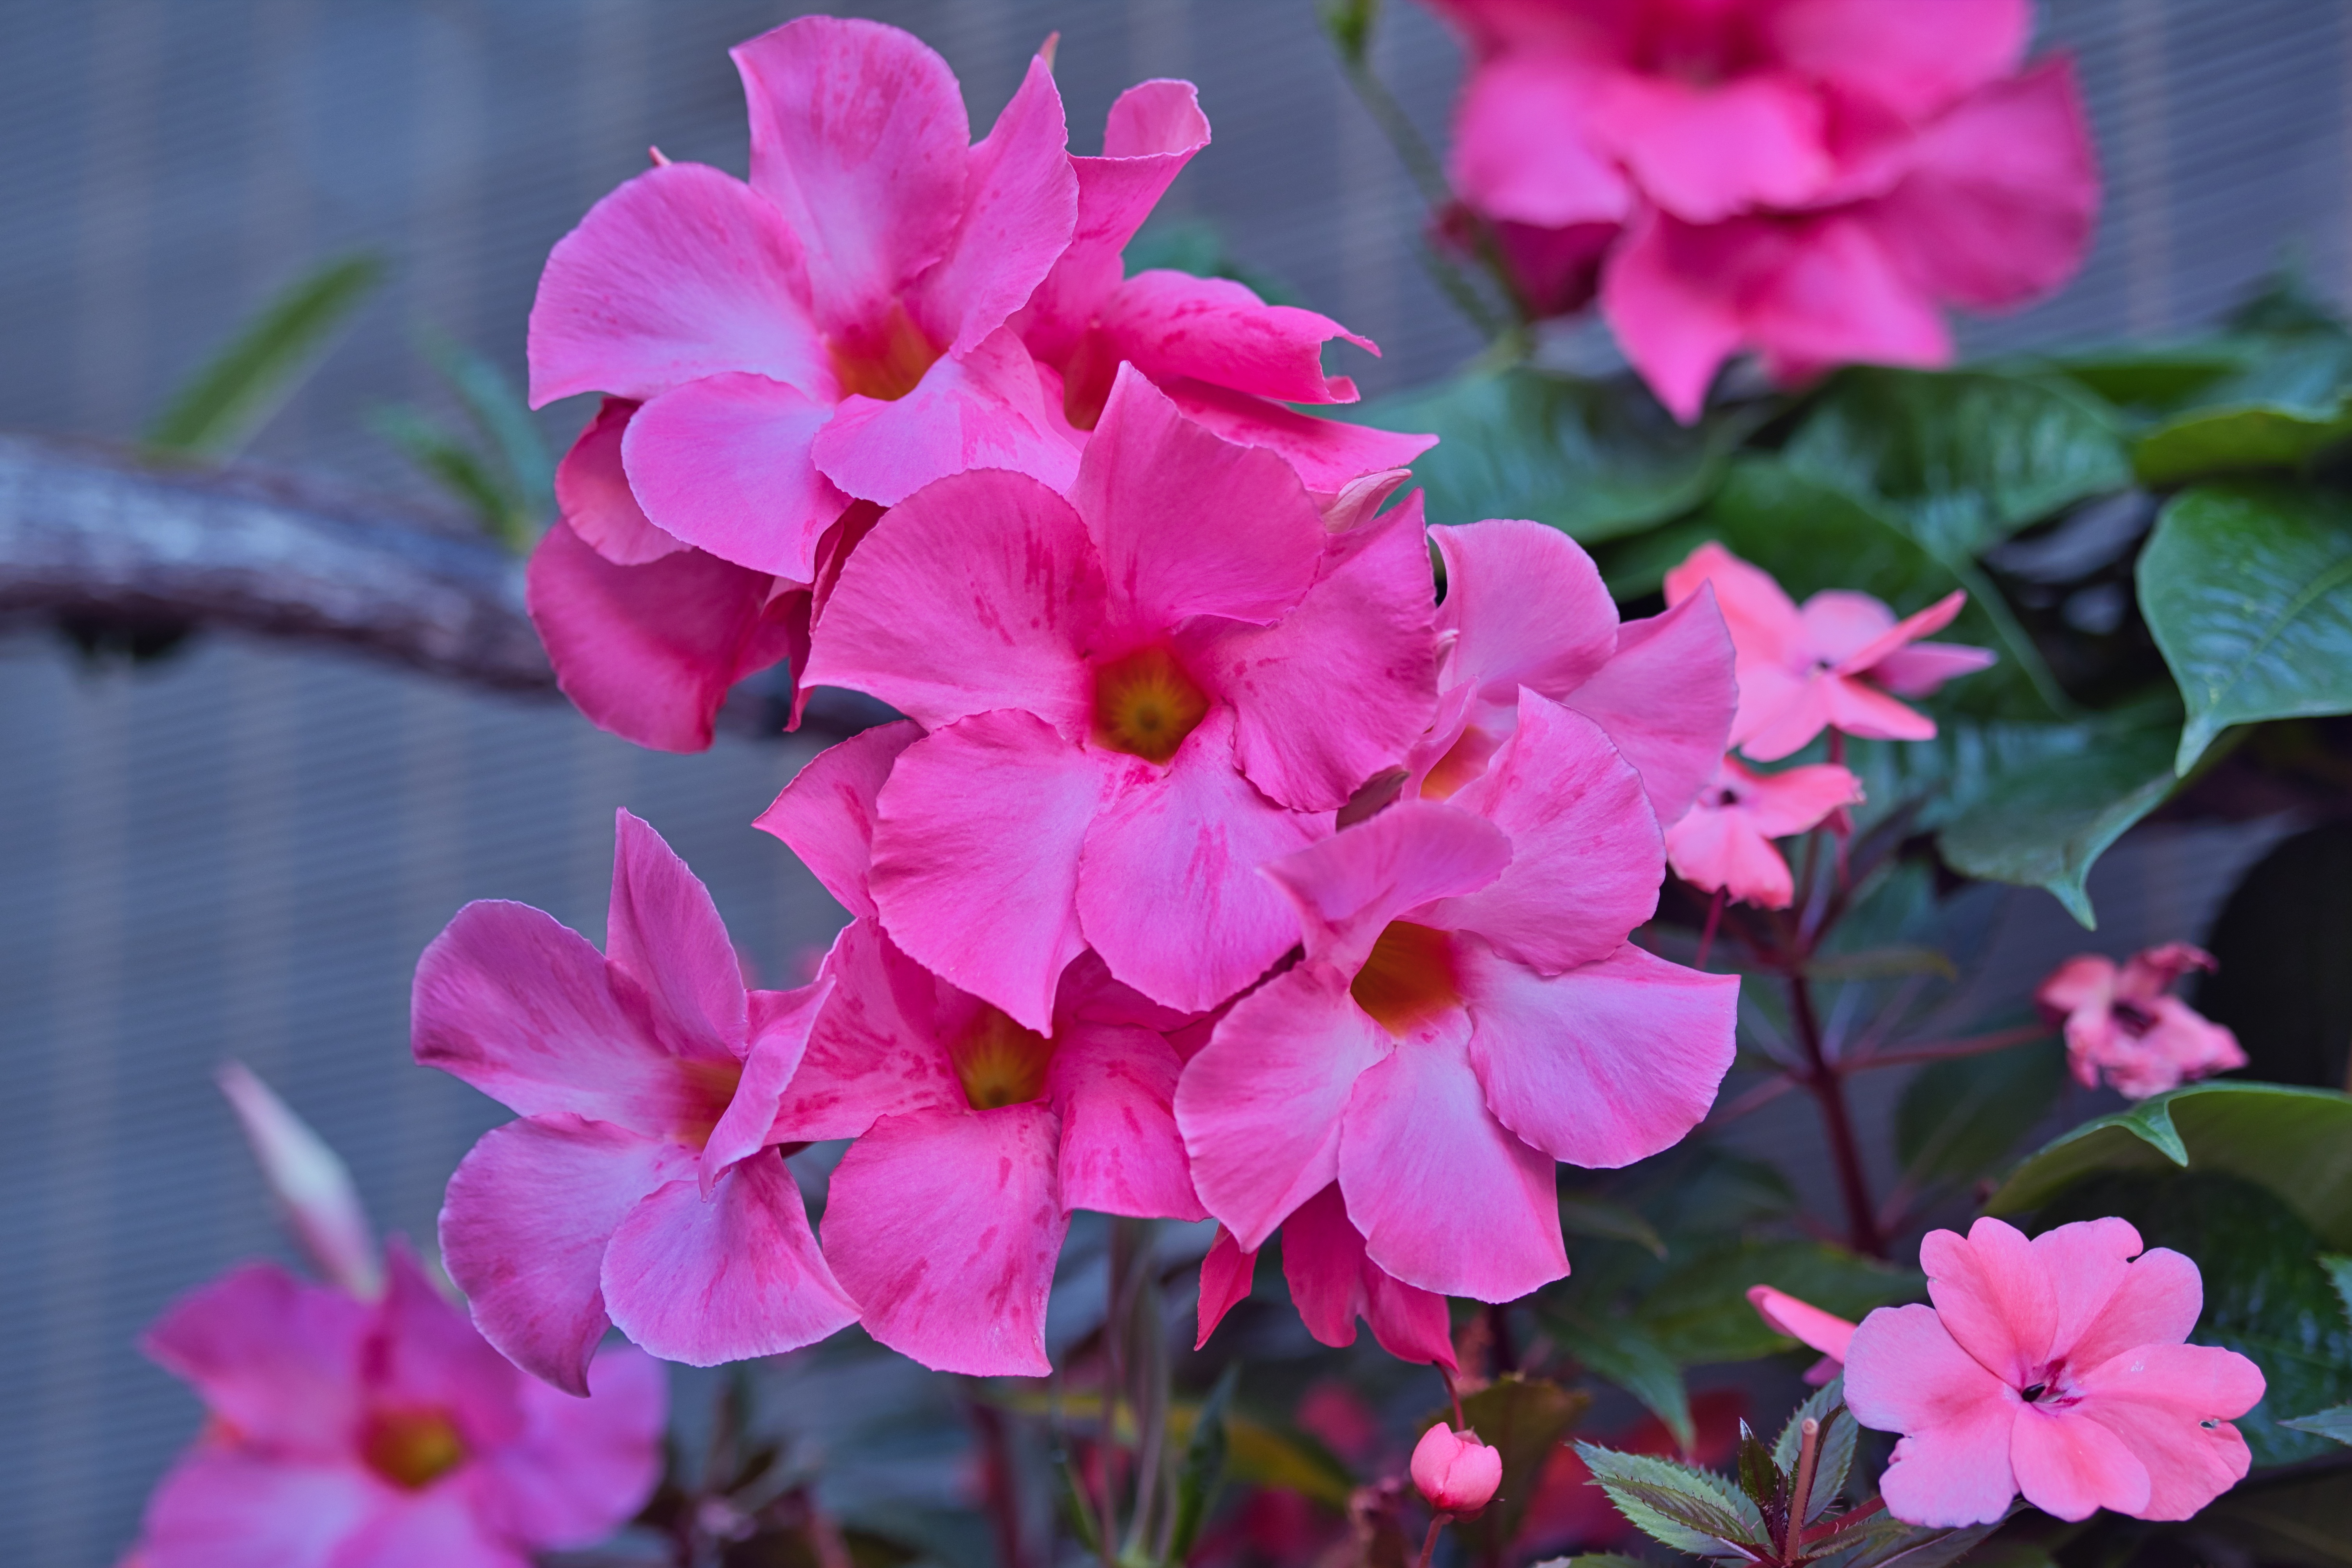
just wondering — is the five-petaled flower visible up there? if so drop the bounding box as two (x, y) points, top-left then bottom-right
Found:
(2036, 944), (2247, 1100)
(1667, 757), (1865, 909)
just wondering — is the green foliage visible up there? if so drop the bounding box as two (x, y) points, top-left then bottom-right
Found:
(2199, 823), (2352, 1089)
(1895, 1041), (2068, 1190)
(1449, 1376), (1591, 1558)
(2139, 481), (2352, 773)
(1547, 1307), (1695, 1452)
(2131, 334), (2352, 483)
(145, 252), (385, 459)
(1559, 1192), (1669, 1258)
(1769, 1382), (1856, 1522)
(1125, 220), (1298, 307)
(1637, 1242), (1919, 1367)
(372, 329), (553, 552)
(1575, 1443), (1767, 1558)
(1161, 1362), (1236, 1566)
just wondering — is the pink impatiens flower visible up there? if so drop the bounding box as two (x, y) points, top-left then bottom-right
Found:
(132, 1248), (665, 1568)
(1844, 1217), (2265, 1527)
(1196, 1184), (1460, 1372)
(1665, 543), (1994, 761)
(1747, 1282), (1857, 1385)
(1176, 695), (1739, 1303)
(415, 811), (856, 1393)
(1666, 757), (1864, 909)
(2036, 944), (2247, 1100)
(755, 721), (1206, 1376)
(801, 367), (1439, 1028)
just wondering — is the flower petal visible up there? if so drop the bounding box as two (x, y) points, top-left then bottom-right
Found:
(622, 373), (849, 580)
(770, 917), (965, 1142)
(1771, 0), (2029, 121)
(324, 1483), (527, 1568)
(822, 1103), (1067, 1376)
(1747, 1285), (1857, 1362)
(1596, 208), (1751, 424)
(1560, 589), (1739, 825)
(606, 809), (748, 1063)
(139, 1451), (385, 1568)
(1263, 799), (1511, 973)
(1462, 940), (1737, 1169)
(2074, 1341), (2263, 1520)
(2010, 1405), (2150, 1522)
(140, 1264), (367, 1456)
(1666, 802), (1795, 908)
(811, 327), (1080, 507)
(1450, 55), (1630, 228)
(753, 720), (923, 920)
(1098, 270), (1375, 405)
(556, 399), (683, 566)
(1662, 543), (1804, 669)
(1283, 1182), (1458, 1370)
(1737, 760), (1866, 840)
(216, 1061), (380, 1300)
(2027, 1217), (2147, 1366)
(1194, 1228), (1258, 1349)
(480, 1344), (667, 1549)
(1433, 519), (1618, 702)
(701, 978), (833, 1190)
(1588, 71), (1831, 223)
(1922, 1217), (2058, 1390)
(1843, 1303), (2021, 1527)
(1050, 1023), (1204, 1220)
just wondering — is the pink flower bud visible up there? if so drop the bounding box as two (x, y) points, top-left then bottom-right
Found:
(1410, 1423), (1502, 1515)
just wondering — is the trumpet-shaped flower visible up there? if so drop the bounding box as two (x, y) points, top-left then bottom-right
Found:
(1417, 519), (1738, 825)
(131, 1248), (664, 1568)
(755, 721), (1204, 1376)
(1176, 694), (1738, 1302)
(1664, 543), (1993, 761)
(1195, 1183), (1459, 1371)
(1747, 1283), (1857, 1385)
(2036, 945), (2246, 1100)
(801, 368), (1438, 1028)
(1666, 757), (1864, 909)
(415, 811), (856, 1393)
(1844, 1217), (2264, 1527)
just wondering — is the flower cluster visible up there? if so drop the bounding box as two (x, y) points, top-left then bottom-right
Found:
(1425, 0), (2100, 419)
(2036, 943), (2247, 1099)
(417, 16), (1747, 1384)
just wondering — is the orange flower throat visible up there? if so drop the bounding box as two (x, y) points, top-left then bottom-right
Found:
(1093, 646), (1211, 764)
(953, 1007), (1055, 1110)
(1350, 922), (1463, 1036)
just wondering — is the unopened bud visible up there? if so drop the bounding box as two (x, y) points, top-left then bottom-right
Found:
(1409, 1423), (1501, 1515)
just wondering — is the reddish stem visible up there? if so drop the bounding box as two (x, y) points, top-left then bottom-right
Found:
(1788, 970), (1883, 1256)
(1846, 1023), (2052, 1071)
(1416, 1517), (1447, 1568)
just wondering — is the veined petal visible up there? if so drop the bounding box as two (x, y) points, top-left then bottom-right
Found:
(701, 979), (833, 1189)
(2010, 1405), (2149, 1522)
(623, 374), (848, 580)
(1558, 588), (1738, 825)
(1194, 1228), (1258, 1349)
(1098, 271), (1375, 405)
(2031, 1218), (2146, 1366)
(1161, 378), (1437, 502)
(1433, 520), (1618, 703)
(1922, 1218), (2058, 1390)
(2074, 1342), (2263, 1520)
(1587, 71), (1831, 223)
(1263, 799), (1511, 974)
(811, 327), (1080, 507)
(1283, 1183), (1457, 1370)
(753, 720), (922, 920)
(1450, 54), (1631, 228)
(1050, 1023), (1204, 1221)
(556, 399), (683, 566)
(1843, 1303), (2021, 1527)
(769, 917), (963, 1142)
(606, 809), (749, 1064)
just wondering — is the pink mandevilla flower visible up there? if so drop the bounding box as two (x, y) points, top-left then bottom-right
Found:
(130, 1248), (664, 1568)
(755, 721), (1206, 1375)
(1845, 1217), (2265, 1527)
(415, 810), (856, 1393)
(2036, 944), (2247, 1100)
(1196, 1183), (1460, 1372)
(1428, 0), (2098, 420)
(1176, 695), (1738, 1304)
(801, 366), (1439, 1028)
(1666, 756), (1864, 910)
(1666, 542), (1994, 761)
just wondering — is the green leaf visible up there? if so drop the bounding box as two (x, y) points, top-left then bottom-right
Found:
(2323, 1253), (2352, 1326)
(1547, 1309), (1693, 1452)
(1575, 1444), (1767, 1556)
(1220, 1414), (1356, 1510)
(2131, 335), (2352, 484)
(1735, 1422), (1779, 1510)
(1639, 1243), (1920, 1369)
(1361, 368), (1754, 543)
(1449, 1376), (1591, 1558)
(1125, 219), (1298, 307)
(1783, 367), (2131, 559)
(1772, 1378), (1845, 1475)
(417, 328), (555, 514)
(1987, 1081), (2352, 1247)
(1895, 1040), (2068, 1189)
(1162, 1363), (1237, 1566)
(2043, 342), (2259, 413)
(1806, 946), (1957, 984)
(145, 252), (386, 459)
(2139, 481), (2352, 773)
(1558, 1194), (1668, 1258)
(1935, 715), (2179, 926)
(1827, 1521), (2006, 1568)
(2280, 1405), (2352, 1446)
(1769, 1385), (1857, 1525)
(2035, 1171), (2352, 1467)
(369, 406), (536, 553)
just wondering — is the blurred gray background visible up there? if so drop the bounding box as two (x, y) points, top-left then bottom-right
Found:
(1, 1), (2345, 1563)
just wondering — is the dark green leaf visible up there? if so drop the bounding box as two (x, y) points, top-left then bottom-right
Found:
(145, 252), (386, 459)
(2132, 335), (2352, 484)
(1125, 219), (1298, 307)
(1639, 1242), (1920, 1368)
(1772, 1378), (1846, 1475)
(2139, 481), (2352, 773)
(1935, 715), (2179, 926)
(1574, 1444), (1767, 1556)
(2199, 1463), (2352, 1567)
(1449, 1376), (1591, 1558)
(1547, 1309), (1692, 1452)
(2042, 342), (2259, 413)
(2280, 1405), (2352, 1446)
(1826, 1521), (2004, 1568)
(1987, 1081), (2352, 1248)
(2034, 1171), (2352, 1467)
(1220, 1415), (1357, 1510)
(1735, 1423), (1779, 1510)
(1162, 1362), (1237, 1566)
(1798, 1413), (1856, 1525)
(1558, 1194), (1669, 1258)
(1783, 367), (2131, 559)
(1894, 1040), (2068, 1188)
(2323, 1253), (2352, 1325)
(2202, 824), (2352, 1089)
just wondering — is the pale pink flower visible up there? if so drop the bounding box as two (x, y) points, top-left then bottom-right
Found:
(1664, 543), (1993, 761)
(1666, 756), (1864, 909)
(800, 368), (1439, 1028)
(1746, 1282), (1857, 1385)
(2036, 945), (2247, 1100)
(1417, 519), (1738, 827)
(217, 1061), (382, 1300)
(1845, 1217), (2264, 1527)
(1412, 1424), (1503, 1515)
(130, 1248), (665, 1568)
(415, 811), (856, 1393)
(1176, 695), (1738, 1303)
(1195, 1184), (1460, 1371)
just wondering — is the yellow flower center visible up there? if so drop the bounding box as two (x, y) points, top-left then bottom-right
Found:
(1350, 922), (1463, 1036)
(673, 1055), (745, 1147)
(827, 300), (942, 402)
(1093, 646), (1211, 764)
(952, 1006), (1056, 1110)
(361, 1408), (467, 1491)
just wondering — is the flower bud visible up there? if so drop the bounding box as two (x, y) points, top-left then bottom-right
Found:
(1410, 1423), (1501, 1515)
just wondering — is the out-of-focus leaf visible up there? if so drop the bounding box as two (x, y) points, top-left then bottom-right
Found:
(2132, 334), (2352, 484)
(2324, 1253), (2352, 1325)
(1894, 1040), (2068, 1189)
(1546, 1309), (1692, 1452)
(1163, 1362), (1237, 1565)
(1987, 1081), (2352, 1247)
(1638, 1242), (1921, 1367)
(1806, 946), (1956, 983)
(2201, 1465), (2352, 1566)
(1360, 368), (1754, 543)
(1783, 367), (2131, 559)
(1935, 714), (2179, 926)
(145, 252), (385, 459)
(371, 406), (521, 525)
(2043, 342), (2258, 413)
(2139, 482), (2352, 773)
(2201, 824), (2352, 1089)
(1825, 1520), (2005, 1568)
(2281, 1405), (2352, 1445)
(1449, 1376), (1591, 1558)
(2036, 1171), (2352, 1467)
(1126, 219), (1298, 307)
(1222, 1415), (1355, 1510)
(417, 327), (555, 510)
(1574, 1445), (1766, 1557)
(1559, 1194), (1668, 1258)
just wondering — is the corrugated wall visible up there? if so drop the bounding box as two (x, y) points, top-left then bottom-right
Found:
(1, 3), (2345, 1563)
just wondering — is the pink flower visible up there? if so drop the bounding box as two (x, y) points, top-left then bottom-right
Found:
(415, 811), (857, 1393)
(217, 1061), (383, 1301)
(1666, 756), (1864, 909)
(2036, 945), (2247, 1101)
(1428, 0), (2098, 419)
(1664, 543), (1993, 761)
(1746, 1283), (1857, 1385)
(799, 368), (1439, 1028)
(1411, 1424), (1503, 1515)
(754, 721), (1205, 1376)
(1175, 694), (1738, 1302)
(1844, 1217), (2265, 1527)
(1417, 519), (1738, 827)
(131, 1248), (665, 1568)
(1195, 1184), (1460, 1372)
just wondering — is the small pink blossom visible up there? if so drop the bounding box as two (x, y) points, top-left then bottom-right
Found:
(1664, 542), (1993, 761)
(1195, 1184), (1459, 1372)
(1746, 1283), (1857, 1385)
(415, 811), (856, 1392)
(1176, 694), (1738, 1303)
(2036, 944), (2246, 1100)
(129, 1249), (665, 1568)
(1666, 757), (1864, 909)
(217, 1061), (382, 1301)
(1411, 1424), (1503, 1515)
(1845, 1217), (2264, 1527)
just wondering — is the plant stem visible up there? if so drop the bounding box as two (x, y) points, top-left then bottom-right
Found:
(1848, 1023), (2052, 1071)
(1787, 970), (1883, 1256)
(1784, 1418), (1820, 1566)
(1417, 1517), (1447, 1568)
(1696, 886), (1727, 968)
(969, 1396), (1030, 1568)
